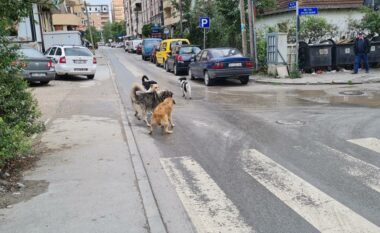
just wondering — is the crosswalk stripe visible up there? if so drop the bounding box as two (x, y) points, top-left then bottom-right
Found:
(160, 157), (254, 233)
(320, 143), (380, 193)
(241, 149), (380, 233)
(348, 137), (380, 154)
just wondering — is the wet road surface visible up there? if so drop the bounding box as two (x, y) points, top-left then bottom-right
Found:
(104, 47), (380, 233)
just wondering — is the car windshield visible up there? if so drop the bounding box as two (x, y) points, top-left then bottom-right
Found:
(180, 47), (201, 55)
(210, 48), (243, 58)
(144, 40), (161, 46)
(18, 48), (45, 58)
(64, 47), (93, 56)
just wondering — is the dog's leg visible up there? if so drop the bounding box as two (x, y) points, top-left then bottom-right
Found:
(169, 112), (175, 128)
(149, 118), (156, 134)
(164, 123), (173, 134)
(142, 111), (151, 127)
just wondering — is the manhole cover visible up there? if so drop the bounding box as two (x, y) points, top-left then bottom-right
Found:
(276, 120), (305, 126)
(339, 90), (365, 96)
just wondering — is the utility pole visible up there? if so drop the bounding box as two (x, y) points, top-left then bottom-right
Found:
(239, 0), (247, 56)
(248, 0), (254, 59)
(179, 0), (183, 36)
(84, 1), (95, 49)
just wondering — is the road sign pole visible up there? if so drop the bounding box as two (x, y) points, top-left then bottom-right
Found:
(295, 1), (299, 71)
(203, 28), (206, 49)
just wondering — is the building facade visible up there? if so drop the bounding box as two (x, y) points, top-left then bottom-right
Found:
(86, 4), (110, 30)
(112, 0), (126, 22)
(257, 0), (380, 37)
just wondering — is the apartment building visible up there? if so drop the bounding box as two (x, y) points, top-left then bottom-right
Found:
(86, 4), (111, 30)
(52, 0), (86, 31)
(125, 0), (143, 37)
(257, 0), (380, 35)
(112, 0), (126, 22)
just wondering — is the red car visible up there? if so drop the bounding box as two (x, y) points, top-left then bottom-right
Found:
(136, 43), (142, 55)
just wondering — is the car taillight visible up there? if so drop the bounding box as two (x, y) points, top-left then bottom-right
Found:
(59, 56), (66, 64)
(93, 57), (97, 64)
(212, 62), (224, 69)
(175, 55), (183, 61)
(48, 60), (54, 68)
(245, 61), (254, 68)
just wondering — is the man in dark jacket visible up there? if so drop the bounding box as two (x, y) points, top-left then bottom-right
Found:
(352, 32), (371, 74)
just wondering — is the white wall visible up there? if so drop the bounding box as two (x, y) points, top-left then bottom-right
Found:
(256, 9), (364, 36)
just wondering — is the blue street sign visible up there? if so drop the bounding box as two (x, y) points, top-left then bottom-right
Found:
(298, 7), (318, 15)
(288, 2), (296, 9)
(200, 17), (210, 29)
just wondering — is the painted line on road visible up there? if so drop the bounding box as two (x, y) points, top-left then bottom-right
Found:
(320, 143), (380, 193)
(241, 149), (380, 233)
(160, 156), (254, 233)
(348, 137), (380, 154)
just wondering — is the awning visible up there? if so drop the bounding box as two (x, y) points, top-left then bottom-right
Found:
(52, 14), (81, 26)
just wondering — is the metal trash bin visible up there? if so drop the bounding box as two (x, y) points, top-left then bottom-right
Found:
(299, 41), (333, 72)
(329, 39), (355, 70)
(368, 41), (380, 66)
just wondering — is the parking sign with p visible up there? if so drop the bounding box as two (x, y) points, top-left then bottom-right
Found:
(200, 17), (210, 29)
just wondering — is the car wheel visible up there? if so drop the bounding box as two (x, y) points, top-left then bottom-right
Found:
(188, 69), (195, 80)
(40, 81), (49, 85)
(240, 76), (249, 85)
(87, 75), (95, 79)
(165, 61), (170, 72)
(204, 71), (213, 86)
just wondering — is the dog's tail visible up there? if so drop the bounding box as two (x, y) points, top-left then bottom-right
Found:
(142, 75), (149, 82)
(130, 83), (145, 102)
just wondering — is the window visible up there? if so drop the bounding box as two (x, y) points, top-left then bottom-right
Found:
(19, 48), (44, 58)
(55, 48), (62, 56)
(160, 43), (167, 51)
(49, 47), (57, 56)
(89, 7), (92, 11)
(64, 47), (93, 56)
(196, 51), (202, 61)
(44, 47), (51, 56)
(210, 48), (243, 58)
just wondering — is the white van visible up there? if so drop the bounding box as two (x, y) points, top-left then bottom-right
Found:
(127, 39), (142, 53)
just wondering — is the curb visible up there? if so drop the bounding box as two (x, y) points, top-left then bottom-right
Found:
(253, 79), (365, 85)
(106, 56), (167, 233)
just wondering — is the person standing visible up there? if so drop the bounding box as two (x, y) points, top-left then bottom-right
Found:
(352, 32), (371, 74)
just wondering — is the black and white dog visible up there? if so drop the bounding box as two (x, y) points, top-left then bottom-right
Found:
(142, 75), (158, 91)
(178, 77), (191, 99)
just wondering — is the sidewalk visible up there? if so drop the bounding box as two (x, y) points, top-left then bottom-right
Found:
(0, 54), (148, 232)
(253, 69), (380, 85)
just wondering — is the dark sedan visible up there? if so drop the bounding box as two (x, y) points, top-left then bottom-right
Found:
(166, 45), (201, 75)
(188, 48), (253, 86)
(17, 47), (56, 85)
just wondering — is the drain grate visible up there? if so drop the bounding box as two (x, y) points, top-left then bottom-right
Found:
(276, 120), (305, 126)
(339, 90), (365, 96)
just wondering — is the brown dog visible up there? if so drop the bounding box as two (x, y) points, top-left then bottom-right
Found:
(149, 97), (176, 134)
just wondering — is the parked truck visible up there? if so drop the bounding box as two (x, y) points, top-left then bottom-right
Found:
(43, 31), (82, 50)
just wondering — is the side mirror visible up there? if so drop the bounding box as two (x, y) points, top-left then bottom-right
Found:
(167, 52), (172, 56)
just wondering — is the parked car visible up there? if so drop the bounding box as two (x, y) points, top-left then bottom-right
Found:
(124, 40), (131, 52)
(16, 47), (56, 85)
(166, 45), (201, 75)
(136, 43), (142, 55)
(155, 38), (190, 68)
(141, 38), (162, 61)
(150, 45), (160, 64)
(188, 47), (253, 86)
(44, 45), (96, 79)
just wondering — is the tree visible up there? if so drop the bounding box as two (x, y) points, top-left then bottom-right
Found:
(360, 7), (380, 35)
(299, 16), (337, 42)
(85, 26), (101, 46)
(0, 1), (45, 168)
(102, 22), (113, 42)
(142, 23), (152, 37)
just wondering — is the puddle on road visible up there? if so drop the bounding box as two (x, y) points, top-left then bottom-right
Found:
(198, 89), (380, 108)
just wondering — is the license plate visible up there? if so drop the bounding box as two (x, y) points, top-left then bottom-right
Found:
(74, 68), (88, 71)
(229, 63), (242, 67)
(31, 73), (46, 77)
(74, 60), (87, 64)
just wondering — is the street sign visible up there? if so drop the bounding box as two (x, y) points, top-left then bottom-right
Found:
(298, 7), (318, 15)
(199, 17), (210, 29)
(288, 2), (296, 9)
(163, 28), (170, 35)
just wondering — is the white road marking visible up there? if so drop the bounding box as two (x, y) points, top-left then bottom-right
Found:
(320, 144), (380, 193)
(241, 149), (380, 233)
(160, 156), (254, 233)
(348, 137), (380, 154)
(192, 120), (209, 128)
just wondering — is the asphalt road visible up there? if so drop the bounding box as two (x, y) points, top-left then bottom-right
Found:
(103, 47), (380, 233)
